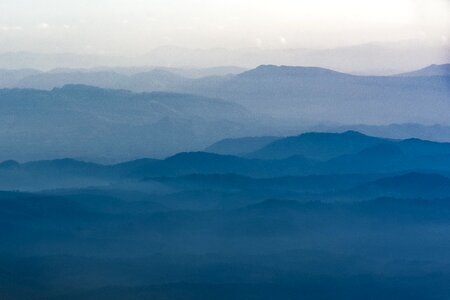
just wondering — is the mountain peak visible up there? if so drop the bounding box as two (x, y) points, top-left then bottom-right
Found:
(239, 65), (347, 78)
(0, 160), (20, 169)
(247, 131), (384, 160)
(54, 84), (103, 92)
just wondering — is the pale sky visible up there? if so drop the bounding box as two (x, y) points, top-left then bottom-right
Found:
(0, 0), (448, 55)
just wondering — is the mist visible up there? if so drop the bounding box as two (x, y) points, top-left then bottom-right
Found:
(0, 0), (449, 73)
(1, 1), (450, 299)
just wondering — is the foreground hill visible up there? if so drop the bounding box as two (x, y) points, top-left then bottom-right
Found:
(1, 130), (450, 299)
(1, 188), (450, 299)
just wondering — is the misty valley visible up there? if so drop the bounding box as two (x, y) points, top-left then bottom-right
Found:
(1, 128), (450, 298)
(0, 64), (449, 299)
(2, 0), (450, 298)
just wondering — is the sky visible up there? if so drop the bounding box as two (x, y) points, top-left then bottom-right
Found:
(0, 0), (449, 55)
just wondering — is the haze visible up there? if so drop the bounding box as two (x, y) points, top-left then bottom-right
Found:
(0, 0), (448, 55)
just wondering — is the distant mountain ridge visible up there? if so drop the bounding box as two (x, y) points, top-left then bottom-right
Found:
(397, 64), (450, 77)
(246, 131), (386, 160)
(0, 66), (245, 89)
(205, 136), (279, 156)
(2, 64), (449, 125)
(0, 85), (252, 161)
(184, 65), (450, 125)
(2, 131), (450, 191)
(309, 123), (450, 143)
(346, 172), (450, 199)
(1, 64), (450, 162)
(238, 65), (349, 78)
(2, 42), (447, 73)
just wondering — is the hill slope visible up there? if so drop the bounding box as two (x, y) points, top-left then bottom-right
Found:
(0, 85), (251, 161)
(205, 136), (279, 156)
(186, 65), (450, 125)
(247, 131), (386, 160)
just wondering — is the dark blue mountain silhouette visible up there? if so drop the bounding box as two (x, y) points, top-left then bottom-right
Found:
(247, 131), (386, 160)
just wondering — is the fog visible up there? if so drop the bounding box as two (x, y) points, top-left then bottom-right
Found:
(1, 1), (450, 299)
(0, 0), (448, 72)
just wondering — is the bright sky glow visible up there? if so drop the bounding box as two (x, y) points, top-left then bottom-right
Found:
(0, 0), (448, 54)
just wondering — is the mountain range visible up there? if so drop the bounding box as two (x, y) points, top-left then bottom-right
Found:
(3, 64), (448, 125)
(1, 41), (448, 73)
(183, 65), (450, 124)
(1, 63), (449, 162)
(0, 85), (255, 161)
(2, 131), (450, 191)
(1, 130), (450, 299)
(2, 65), (450, 139)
